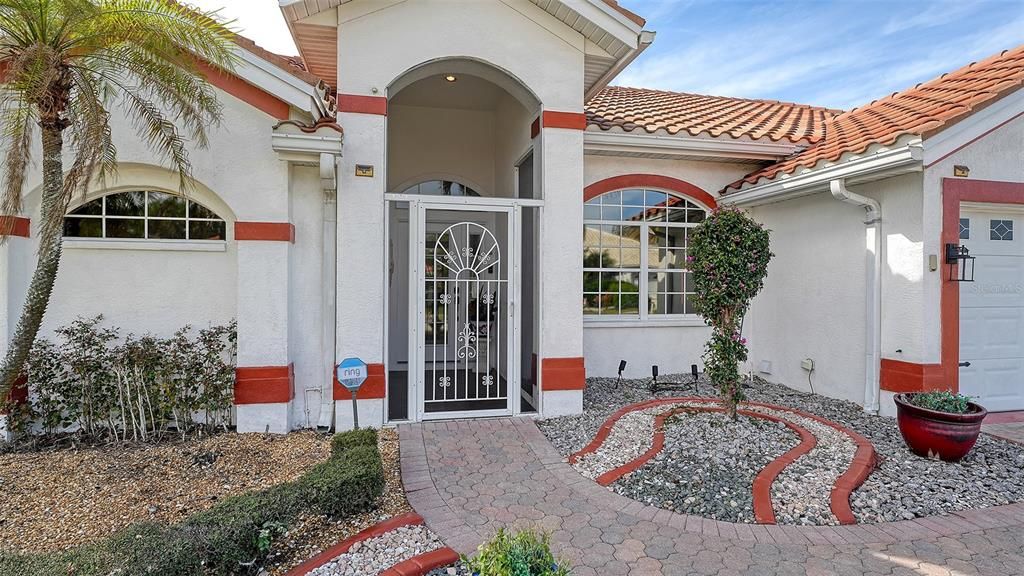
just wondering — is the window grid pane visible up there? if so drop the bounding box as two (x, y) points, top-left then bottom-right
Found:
(584, 188), (705, 318)
(63, 190), (225, 241)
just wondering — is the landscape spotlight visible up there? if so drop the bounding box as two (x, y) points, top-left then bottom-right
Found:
(616, 360), (627, 388)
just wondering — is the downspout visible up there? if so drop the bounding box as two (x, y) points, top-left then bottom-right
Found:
(318, 151), (339, 430)
(830, 179), (881, 414)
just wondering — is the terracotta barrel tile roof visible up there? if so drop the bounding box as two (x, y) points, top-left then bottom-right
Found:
(725, 44), (1024, 192)
(585, 86), (839, 144)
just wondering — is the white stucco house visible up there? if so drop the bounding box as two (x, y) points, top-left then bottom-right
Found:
(2, 0), (1023, 435)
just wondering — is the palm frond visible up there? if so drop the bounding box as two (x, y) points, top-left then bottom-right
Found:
(0, 90), (33, 220)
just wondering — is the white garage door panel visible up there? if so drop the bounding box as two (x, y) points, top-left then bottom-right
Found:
(959, 208), (1024, 412)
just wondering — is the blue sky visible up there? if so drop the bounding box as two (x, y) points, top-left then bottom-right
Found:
(615, 0), (1024, 110)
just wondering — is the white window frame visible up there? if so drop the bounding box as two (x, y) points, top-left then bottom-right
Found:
(583, 188), (708, 327)
(62, 190), (227, 251)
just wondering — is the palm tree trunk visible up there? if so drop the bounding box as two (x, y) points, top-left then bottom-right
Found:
(0, 124), (66, 400)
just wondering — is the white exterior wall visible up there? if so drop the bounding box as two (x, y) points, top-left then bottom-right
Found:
(335, 0), (585, 111)
(581, 155), (756, 378)
(745, 172), (924, 408)
(288, 165), (331, 429)
(921, 107), (1024, 365)
(5, 85), (320, 433)
(335, 109), (387, 428)
(334, 0), (586, 421)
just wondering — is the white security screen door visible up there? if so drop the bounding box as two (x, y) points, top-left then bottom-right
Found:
(959, 207), (1024, 411)
(412, 202), (517, 419)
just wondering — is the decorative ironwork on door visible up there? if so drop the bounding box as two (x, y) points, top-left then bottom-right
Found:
(424, 221), (508, 413)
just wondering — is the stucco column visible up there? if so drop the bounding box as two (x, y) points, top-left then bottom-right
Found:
(0, 216), (31, 440)
(537, 117), (586, 417)
(334, 106), (387, 430)
(234, 222), (294, 433)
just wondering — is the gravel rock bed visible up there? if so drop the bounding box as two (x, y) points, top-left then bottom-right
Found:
(539, 375), (1024, 524)
(306, 524), (443, 576)
(612, 411), (799, 523)
(572, 400), (717, 479)
(747, 405), (856, 525)
(426, 562), (472, 575)
(0, 431), (331, 554)
(267, 428), (411, 575)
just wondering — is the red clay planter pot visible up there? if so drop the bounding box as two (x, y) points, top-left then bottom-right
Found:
(894, 393), (987, 462)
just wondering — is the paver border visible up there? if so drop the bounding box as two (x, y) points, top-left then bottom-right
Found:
(567, 397), (878, 525)
(284, 511), (459, 576)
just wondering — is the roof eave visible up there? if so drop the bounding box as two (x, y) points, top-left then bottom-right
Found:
(583, 129), (800, 161)
(232, 45), (318, 113)
(585, 29), (654, 101)
(721, 142), (924, 207)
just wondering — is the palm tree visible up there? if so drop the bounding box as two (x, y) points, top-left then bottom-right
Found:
(0, 0), (236, 402)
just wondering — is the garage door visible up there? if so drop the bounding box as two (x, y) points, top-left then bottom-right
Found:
(959, 207), (1024, 412)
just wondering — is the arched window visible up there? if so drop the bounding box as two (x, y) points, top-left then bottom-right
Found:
(583, 189), (708, 319)
(63, 190), (226, 240)
(401, 180), (480, 197)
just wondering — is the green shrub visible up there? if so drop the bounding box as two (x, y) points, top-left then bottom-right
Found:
(464, 528), (571, 576)
(304, 444), (385, 517)
(908, 391), (974, 414)
(0, 429), (383, 575)
(689, 207), (773, 419)
(330, 426), (378, 456)
(11, 316), (237, 445)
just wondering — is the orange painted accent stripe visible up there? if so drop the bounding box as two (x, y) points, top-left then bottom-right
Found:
(337, 94), (387, 116)
(234, 365), (293, 404)
(940, 178), (1024, 394)
(542, 357), (585, 391)
(234, 222), (295, 242)
(195, 60), (290, 120)
(0, 216), (29, 237)
(542, 110), (587, 131)
(584, 174), (719, 210)
(334, 362), (386, 400)
(1, 374), (28, 415)
(530, 117), (541, 139)
(880, 358), (945, 393)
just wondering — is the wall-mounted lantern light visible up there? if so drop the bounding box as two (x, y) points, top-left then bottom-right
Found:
(945, 243), (975, 282)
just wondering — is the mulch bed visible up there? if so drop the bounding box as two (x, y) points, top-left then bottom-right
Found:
(0, 431), (331, 554)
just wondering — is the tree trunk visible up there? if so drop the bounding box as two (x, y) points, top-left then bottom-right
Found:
(0, 124), (66, 400)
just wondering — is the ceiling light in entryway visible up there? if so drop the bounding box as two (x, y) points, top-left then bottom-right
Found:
(444, 74), (457, 82)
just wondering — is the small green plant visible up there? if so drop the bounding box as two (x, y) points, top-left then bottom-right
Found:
(464, 528), (571, 576)
(255, 521), (287, 555)
(908, 391), (974, 414)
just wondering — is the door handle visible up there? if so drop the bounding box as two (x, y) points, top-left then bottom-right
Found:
(959, 361), (971, 367)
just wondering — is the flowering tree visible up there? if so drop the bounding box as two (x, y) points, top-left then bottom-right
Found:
(689, 207), (772, 418)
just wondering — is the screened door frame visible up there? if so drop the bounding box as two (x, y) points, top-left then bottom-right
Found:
(383, 194), (542, 422)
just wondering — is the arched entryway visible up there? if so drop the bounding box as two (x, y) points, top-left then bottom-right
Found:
(384, 58), (543, 422)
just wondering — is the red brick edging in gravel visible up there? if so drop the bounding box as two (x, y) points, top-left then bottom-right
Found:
(568, 397), (878, 526)
(284, 511), (459, 576)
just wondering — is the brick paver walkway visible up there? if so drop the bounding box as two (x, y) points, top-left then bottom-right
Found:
(400, 417), (1024, 576)
(984, 411), (1024, 445)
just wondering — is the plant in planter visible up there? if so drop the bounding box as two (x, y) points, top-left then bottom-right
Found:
(894, 391), (988, 462)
